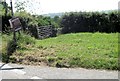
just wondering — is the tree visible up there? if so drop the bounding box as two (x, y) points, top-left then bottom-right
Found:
(15, 0), (41, 15)
(15, 0), (26, 12)
(0, 0), (8, 16)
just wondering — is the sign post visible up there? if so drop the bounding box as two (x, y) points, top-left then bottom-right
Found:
(10, 0), (16, 41)
(9, 0), (21, 41)
(10, 0), (14, 17)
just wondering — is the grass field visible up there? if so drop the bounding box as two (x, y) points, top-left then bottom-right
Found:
(1, 32), (118, 70)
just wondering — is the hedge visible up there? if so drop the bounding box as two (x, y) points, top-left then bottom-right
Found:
(60, 11), (120, 33)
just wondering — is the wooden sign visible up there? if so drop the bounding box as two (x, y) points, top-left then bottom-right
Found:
(9, 18), (22, 32)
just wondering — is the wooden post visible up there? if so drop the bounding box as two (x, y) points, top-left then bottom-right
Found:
(10, 0), (14, 17)
(10, 0), (16, 42)
(4, 0), (7, 16)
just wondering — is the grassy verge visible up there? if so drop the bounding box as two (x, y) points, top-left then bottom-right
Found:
(2, 32), (118, 70)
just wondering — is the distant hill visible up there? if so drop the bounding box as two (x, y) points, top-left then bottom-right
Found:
(42, 10), (117, 18)
(43, 13), (64, 18)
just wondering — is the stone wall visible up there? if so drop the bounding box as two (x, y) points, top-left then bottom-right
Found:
(37, 25), (57, 39)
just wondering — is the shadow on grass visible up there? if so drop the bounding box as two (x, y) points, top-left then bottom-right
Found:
(2, 39), (17, 63)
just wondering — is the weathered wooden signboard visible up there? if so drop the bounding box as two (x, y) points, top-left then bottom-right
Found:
(9, 18), (22, 32)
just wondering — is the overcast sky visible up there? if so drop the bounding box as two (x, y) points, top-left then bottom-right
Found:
(6, 0), (120, 15)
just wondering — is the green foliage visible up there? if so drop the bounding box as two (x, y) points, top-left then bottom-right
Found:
(14, 11), (58, 27)
(2, 33), (13, 62)
(1, 1), (12, 33)
(15, 11), (31, 18)
(61, 11), (120, 33)
(36, 16), (50, 26)
(0, 1), (11, 16)
(2, 16), (12, 33)
(17, 33), (36, 48)
(0, 3), (4, 16)
(52, 16), (61, 28)
(15, 0), (26, 12)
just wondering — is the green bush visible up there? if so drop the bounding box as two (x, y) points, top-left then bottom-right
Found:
(61, 11), (120, 33)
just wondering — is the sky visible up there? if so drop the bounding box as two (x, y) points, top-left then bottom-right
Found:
(6, 0), (120, 15)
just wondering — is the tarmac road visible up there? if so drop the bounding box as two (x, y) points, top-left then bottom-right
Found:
(0, 63), (118, 80)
